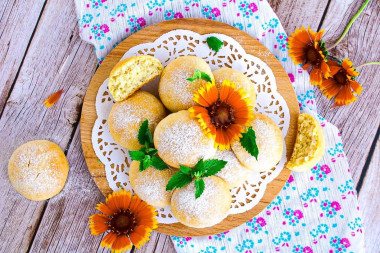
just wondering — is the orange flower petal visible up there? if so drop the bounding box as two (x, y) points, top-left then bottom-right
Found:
(110, 235), (132, 253)
(95, 202), (114, 216)
(89, 214), (109, 235)
(320, 78), (341, 99)
(321, 61), (331, 78)
(43, 89), (63, 108)
(327, 60), (342, 76)
(310, 67), (323, 86)
(350, 80), (362, 95)
(130, 225), (152, 249)
(101, 232), (118, 249)
(334, 85), (357, 106)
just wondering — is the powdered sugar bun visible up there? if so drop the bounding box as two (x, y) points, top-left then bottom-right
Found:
(213, 149), (252, 188)
(213, 68), (256, 106)
(232, 113), (283, 172)
(154, 110), (216, 168)
(159, 56), (214, 112)
(8, 140), (69, 201)
(170, 176), (231, 228)
(129, 161), (176, 207)
(108, 90), (166, 151)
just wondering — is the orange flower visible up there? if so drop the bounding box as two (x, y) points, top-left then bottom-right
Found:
(319, 58), (361, 107)
(189, 80), (253, 150)
(89, 189), (158, 252)
(43, 89), (63, 108)
(288, 26), (330, 85)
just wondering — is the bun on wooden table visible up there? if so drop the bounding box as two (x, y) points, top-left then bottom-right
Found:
(8, 140), (69, 201)
(232, 113), (283, 172)
(159, 56), (214, 112)
(153, 110), (216, 168)
(108, 90), (166, 151)
(170, 176), (231, 228)
(108, 55), (163, 102)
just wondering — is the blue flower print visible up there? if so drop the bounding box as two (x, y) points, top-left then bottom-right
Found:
(147, 0), (168, 10)
(171, 236), (191, 248)
(200, 246), (217, 253)
(238, 1), (258, 18)
(236, 239), (254, 252)
(91, 23), (105, 40)
(310, 223), (329, 238)
(110, 4), (128, 16)
(164, 10), (175, 20)
(81, 14), (93, 24)
(89, 0), (105, 9)
(233, 23), (244, 30)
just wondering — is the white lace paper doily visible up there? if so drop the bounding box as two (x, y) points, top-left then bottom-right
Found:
(92, 30), (290, 224)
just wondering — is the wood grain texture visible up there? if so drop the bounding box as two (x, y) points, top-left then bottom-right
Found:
(135, 232), (176, 253)
(0, 0), (97, 251)
(28, 127), (106, 252)
(315, 0), (380, 185)
(267, 0), (329, 33)
(0, 0), (46, 112)
(358, 137), (379, 252)
(81, 18), (299, 236)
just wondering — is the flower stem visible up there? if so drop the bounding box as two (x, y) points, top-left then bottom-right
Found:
(327, 0), (372, 50)
(356, 62), (380, 68)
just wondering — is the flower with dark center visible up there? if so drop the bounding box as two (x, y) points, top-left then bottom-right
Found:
(319, 58), (362, 107)
(288, 26), (330, 85)
(189, 80), (253, 150)
(89, 189), (157, 252)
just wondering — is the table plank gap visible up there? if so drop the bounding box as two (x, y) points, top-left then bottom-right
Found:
(317, 0), (332, 31)
(26, 200), (49, 253)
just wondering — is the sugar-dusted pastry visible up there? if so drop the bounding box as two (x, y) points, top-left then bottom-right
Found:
(129, 161), (177, 207)
(159, 56), (214, 112)
(108, 55), (163, 102)
(108, 90), (166, 150)
(171, 176), (231, 228)
(287, 113), (325, 172)
(213, 68), (256, 106)
(154, 110), (216, 168)
(8, 140), (69, 201)
(213, 149), (252, 188)
(232, 113), (283, 172)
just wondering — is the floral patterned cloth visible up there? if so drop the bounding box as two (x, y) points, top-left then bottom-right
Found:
(74, 0), (365, 252)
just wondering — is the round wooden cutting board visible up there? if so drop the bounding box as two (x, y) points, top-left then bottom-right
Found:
(81, 18), (299, 236)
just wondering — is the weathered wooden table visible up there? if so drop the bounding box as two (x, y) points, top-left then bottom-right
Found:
(0, 1), (378, 252)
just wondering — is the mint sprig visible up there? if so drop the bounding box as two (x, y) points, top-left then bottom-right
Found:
(128, 120), (168, 172)
(166, 158), (227, 198)
(206, 36), (223, 52)
(240, 126), (259, 160)
(186, 69), (212, 83)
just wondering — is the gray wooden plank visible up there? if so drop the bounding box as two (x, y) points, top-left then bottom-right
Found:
(0, 0), (97, 251)
(28, 127), (105, 252)
(0, 0), (46, 112)
(358, 137), (379, 252)
(134, 232), (176, 253)
(315, 0), (380, 184)
(268, 0), (330, 34)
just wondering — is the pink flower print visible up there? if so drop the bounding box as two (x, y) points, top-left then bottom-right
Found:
(211, 8), (221, 17)
(137, 17), (146, 27)
(294, 210), (303, 219)
(101, 0), (107, 2)
(185, 237), (192, 241)
(100, 24), (109, 33)
(320, 165), (331, 174)
(248, 3), (258, 12)
(288, 73), (295, 83)
(340, 238), (350, 248)
(331, 201), (341, 211)
(256, 217), (267, 227)
(288, 174), (294, 183)
(303, 246), (313, 253)
(174, 12), (183, 19)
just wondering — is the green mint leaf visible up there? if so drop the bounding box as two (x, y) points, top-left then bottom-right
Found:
(147, 148), (158, 156)
(240, 127), (259, 159)
(138, 120), (150, 146)
(119, 184), (124, 189)
(129, 150), (146, 161)
(139, 161), (144, 172)
(200, 72), (212, 83)
(140, 156), (152, 172)
(166, 171), (193, 191)
(192, 159), (205, 178)
(203, 159), (227, 177)
(194, 178), (205, 199)
(179, 165), (192, 175)
(151, 156), (168, 170)
(187, 69), (212, 83)
(206, 36), (223, 52)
